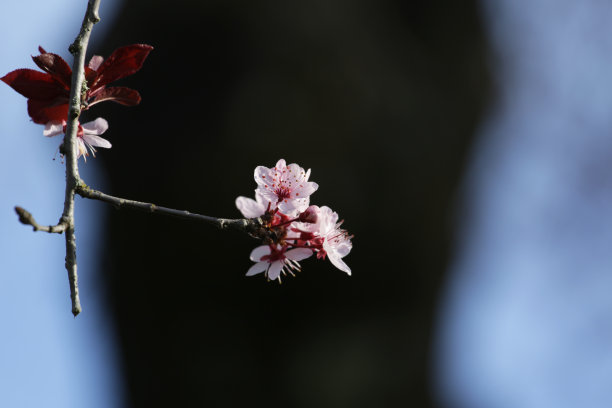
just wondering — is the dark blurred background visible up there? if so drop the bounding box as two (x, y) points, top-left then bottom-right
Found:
(90, 0), (489, 406)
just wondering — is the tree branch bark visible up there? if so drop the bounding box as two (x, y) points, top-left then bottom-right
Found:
(61, 0), (101, 316)
(14, 206), (69, 234)
(76, 182), (263, 236)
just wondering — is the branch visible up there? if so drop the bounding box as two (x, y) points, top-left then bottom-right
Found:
(13, 1), (100, 316)
(14, 206), (68, 234)
(75, 183), (263, 236)
(62, 0), (101, 316)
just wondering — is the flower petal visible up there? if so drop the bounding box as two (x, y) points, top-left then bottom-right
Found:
(334, 241), (352, 257)
(81, 118), (109, 135)
(236, 196), (265, 218)
(267, 261), (283, 281)
(246, 262), (268, 276)
(254, 165), (271, 186)
(285, 248), (313, 262)
(82, 134), (112, 149)
(328, 253), (351, 275)
(295, 181), (318, 197)
(277, 199), (308, 217)
(88, 55), (104, 71)
(275, 159), (287, 169)
(249, 245), (271, 262)
(43, 120), (64, 137)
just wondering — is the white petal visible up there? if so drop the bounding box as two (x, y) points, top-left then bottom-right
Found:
(81, 117), (109, 135)
(318, 206), (338, 234)
(293, 198), (310, 214)
(287, 163), (302, 178)
(257, 188), (278, 206)
(246, 262), (270, 276)
(277, 199), (298, 216)
(249, 245), (270, 262)
(267, 261), (283, 281)
(334, 241), (352, 257)
(43, 121), (64, 137)
(254, 166), (270, 186)
(297, 181), (318, 197)
(82, 134), (112, 149)
(235, 196), (266, 218)
(246, 262), (268, 276)
(285, 248), (313, 262)
(328, 253), (351, 275)
(275, 159), (287, 169)
(88, 55), (104, 71)
(255, 190), (270, 207)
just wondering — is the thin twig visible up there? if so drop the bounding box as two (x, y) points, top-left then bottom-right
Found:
(75, 182), (262, 235)
(14, 206), (68, 234)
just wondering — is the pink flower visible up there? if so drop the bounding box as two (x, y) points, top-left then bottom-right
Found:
(238, 160), (353, 280)
(254, 159), (318, 216)
(44, 117), (111, 161)
(293, 206), (352, 275)
(247, 244), (313, 282)
(316, 206), (352, 275)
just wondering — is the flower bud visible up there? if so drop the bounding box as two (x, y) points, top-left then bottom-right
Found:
(298, 205), (319, 223)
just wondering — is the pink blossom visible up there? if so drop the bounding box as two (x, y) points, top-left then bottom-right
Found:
(317, 206), (352, 275)
(293, 206), (352, 275)
(238, 160), (352, 280)
(254, 159), (318, 216)
(247, 244), (313, 282)
(44, 118), (111, 161)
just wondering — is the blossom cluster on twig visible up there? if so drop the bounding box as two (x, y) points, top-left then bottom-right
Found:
(1, 1), (353, 315)
(236, 159), (353, 282)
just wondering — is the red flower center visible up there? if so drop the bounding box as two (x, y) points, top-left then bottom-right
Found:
(274, 186), (291, 202)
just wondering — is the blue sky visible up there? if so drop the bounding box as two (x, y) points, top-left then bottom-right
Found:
(0, 1), (124, 407)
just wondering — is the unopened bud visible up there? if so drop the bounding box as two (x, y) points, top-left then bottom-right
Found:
(298, 205), (319, 223)
(300, 231), (315, 241)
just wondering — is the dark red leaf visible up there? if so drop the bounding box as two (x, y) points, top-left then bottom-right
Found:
(28, 99), (68, 124)
(1, 69), (69, 100)
(32, 52), (72, 88)
(84, 66), (98, 85)
(88, 86), (141, 107)
(91, 44), (153, 90)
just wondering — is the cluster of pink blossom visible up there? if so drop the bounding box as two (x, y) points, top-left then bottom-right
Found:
(1, 44), (152, 160)
(236, 159), (353, 282)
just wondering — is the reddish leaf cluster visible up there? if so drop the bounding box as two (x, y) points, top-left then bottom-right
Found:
(1, 44), (153, 124)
